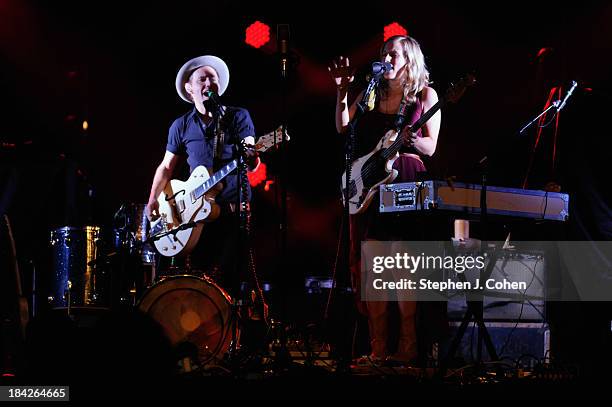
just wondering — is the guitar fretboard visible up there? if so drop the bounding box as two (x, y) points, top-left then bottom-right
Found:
(191, 160), (239, 201)
(187, 127), (286, 202)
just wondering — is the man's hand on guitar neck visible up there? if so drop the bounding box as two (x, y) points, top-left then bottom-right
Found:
(241, 140), (261, 172)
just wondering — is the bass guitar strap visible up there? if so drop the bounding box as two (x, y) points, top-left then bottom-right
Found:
(393, 91), (411, 133)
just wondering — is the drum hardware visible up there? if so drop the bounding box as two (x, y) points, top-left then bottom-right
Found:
(113, 202), (158, 266)
(108, 203), (159, 307)
(147, 220), (198, 244)
(225, 298), (241, 369)
(128, 285), (138, 305)
(267, 318), (291, 369)
(175, 342), (199, 373)
(65, 280), (72, 315)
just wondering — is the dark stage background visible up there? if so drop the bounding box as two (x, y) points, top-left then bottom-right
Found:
(1, 1), (612, 377)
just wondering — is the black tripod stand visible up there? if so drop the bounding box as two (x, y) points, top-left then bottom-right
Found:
(442, 258), (501, 370)
(441, 165), (500, 374)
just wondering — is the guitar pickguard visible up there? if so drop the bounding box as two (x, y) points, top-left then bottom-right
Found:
(360, 149), (390, 190)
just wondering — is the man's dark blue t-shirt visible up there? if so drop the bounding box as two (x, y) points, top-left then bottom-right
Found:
(166, 106), (255, 204)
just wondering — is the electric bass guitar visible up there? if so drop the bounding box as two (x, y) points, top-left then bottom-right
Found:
(341, 74), (476, 215)
(150, 126), (289, 257)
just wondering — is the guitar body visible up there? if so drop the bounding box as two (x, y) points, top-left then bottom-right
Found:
(342, 129), (399, 215)
(153, 165), (221, 257)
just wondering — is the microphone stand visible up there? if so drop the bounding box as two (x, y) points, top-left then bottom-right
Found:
(520, 98), (562, 189)
(270, 24), (292, 372)
(477, 88), (566, 190)
(206, 99), (244, 375)
(226, 140), (248, 376)
(518, 103), (558, 136)
(519, 80), (577, 187)
(331, 74), (380, 371)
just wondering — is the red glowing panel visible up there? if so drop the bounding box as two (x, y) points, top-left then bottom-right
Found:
(383, 22), (407, 41)
(247, 161), (267, 187)
(245, 21), (270, 49)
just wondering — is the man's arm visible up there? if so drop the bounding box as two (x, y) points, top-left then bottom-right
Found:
(146, 150), (180, 220)
(233, 108), (259, 172)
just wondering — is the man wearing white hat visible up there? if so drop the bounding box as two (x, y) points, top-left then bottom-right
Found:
(145, 55), (259, 287)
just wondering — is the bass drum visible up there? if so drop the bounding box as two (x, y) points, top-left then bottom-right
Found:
(137, 275), (237, 365)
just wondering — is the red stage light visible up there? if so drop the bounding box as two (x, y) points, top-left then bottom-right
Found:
(247, 161), (267, 187)
(383, 22), (407, 41)
(264, 179), (274, 192)
(245, 21), (270, 49)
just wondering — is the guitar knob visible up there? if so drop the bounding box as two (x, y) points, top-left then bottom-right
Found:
(162, 247), (168, 251)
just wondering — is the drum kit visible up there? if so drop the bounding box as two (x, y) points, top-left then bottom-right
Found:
(48, 203), (238, 366)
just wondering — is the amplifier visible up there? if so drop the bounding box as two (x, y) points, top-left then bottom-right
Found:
(447, 252), (546, 322)
(448, 322), (550, 364)
(379, 180), (569, 221)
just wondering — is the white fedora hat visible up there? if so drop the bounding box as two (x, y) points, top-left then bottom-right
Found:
(175, 55), (230, 103)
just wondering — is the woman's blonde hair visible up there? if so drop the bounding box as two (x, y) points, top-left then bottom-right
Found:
(379, 35), (430, 104)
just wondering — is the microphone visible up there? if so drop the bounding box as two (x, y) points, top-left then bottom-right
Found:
(277, 24), (290, 79)
(204, 90), (220, 103)
(203, 90), (224, 116)
(556, 81), (578, 112)
(371, 61), (393, 76)
(363, 62), (392, 111)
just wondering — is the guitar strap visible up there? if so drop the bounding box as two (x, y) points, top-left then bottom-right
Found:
(198, 108), (226, 172)
(393, 91), (412, 133)
(212, 113), (226, 172)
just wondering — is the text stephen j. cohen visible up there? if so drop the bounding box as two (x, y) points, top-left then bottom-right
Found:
(369, 253), (527, 291)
